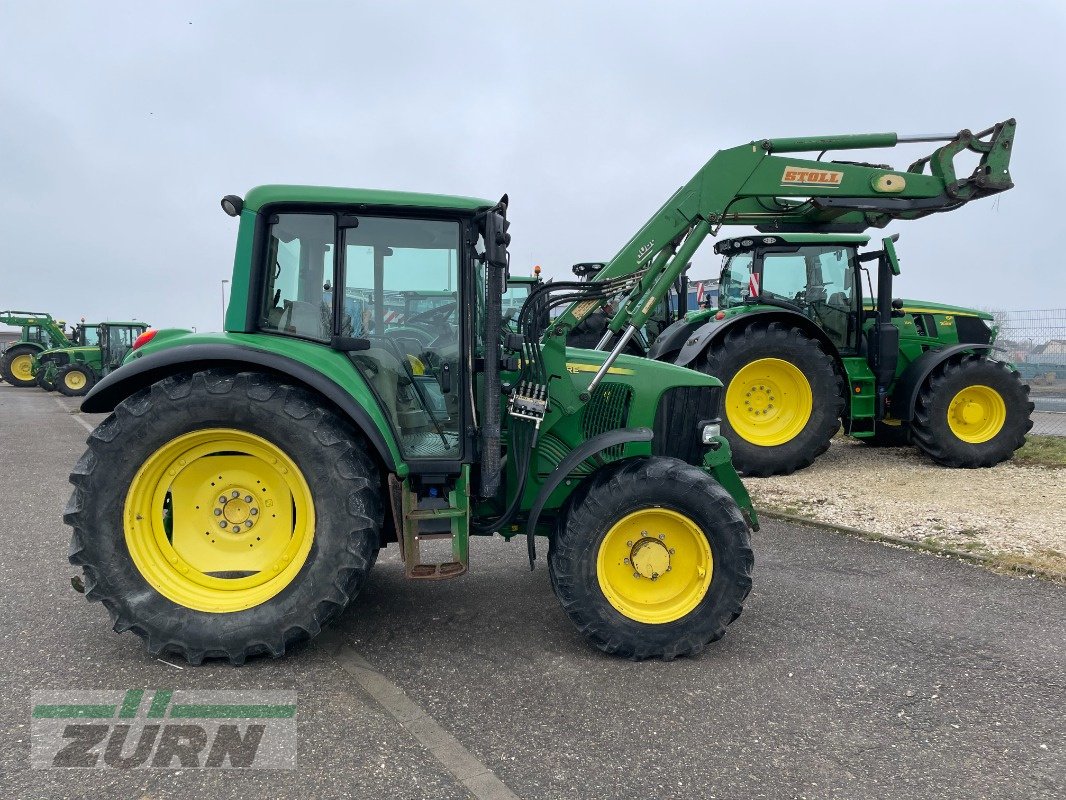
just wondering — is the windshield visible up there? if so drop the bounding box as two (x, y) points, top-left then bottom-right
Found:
(718, 253), (754, 308)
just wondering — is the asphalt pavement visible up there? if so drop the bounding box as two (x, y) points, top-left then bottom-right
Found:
(0, 383), (1062, 800)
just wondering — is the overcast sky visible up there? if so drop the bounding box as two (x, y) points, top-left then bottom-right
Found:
(1, 1), (1063, 333)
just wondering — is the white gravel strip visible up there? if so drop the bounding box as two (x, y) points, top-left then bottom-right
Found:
(744, 438), (1066, 574)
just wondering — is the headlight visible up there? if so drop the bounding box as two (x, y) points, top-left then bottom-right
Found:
(701, 421), (721, 444)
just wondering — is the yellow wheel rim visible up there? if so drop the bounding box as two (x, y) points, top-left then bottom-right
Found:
(596, 509), (713, 624)
(725, 358), (813, 446)
(11, 354), (34, 381)
(64, 370), (87, 390)
(947, 384), (1006, 443)
(124, 428), (315, 613)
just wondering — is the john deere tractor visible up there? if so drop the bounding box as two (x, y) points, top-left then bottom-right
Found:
(35, 321), (149, 396)
(0, 311), (74, 386)
(65, 188), (757, 664)
(562, 120), (1030, 475)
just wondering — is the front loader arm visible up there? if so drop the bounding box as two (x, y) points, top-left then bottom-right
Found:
(546, 120), (1015, 360)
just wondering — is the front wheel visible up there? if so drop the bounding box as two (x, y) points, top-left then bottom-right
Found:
(1, 344), (40, 387)
(36, 365), (58, 392)
(56, 364), (95, 396)
(910, 355), (1033, 467)
(65, 370), (383, 664)
(548, 457), (753, 660)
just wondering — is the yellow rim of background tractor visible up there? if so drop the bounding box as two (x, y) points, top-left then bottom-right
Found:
(64, 369), (87, 391)
(124, 428), (315, 613)
(10, 354), (34, 381)
(947, 384), (1006, 443)
(725, 358), (813, 446)
(596, 508), (713, 624)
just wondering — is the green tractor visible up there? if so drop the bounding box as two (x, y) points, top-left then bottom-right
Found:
(35, 321), (150, 396)
(0, 311), (75, 386)
(563, 120), (1030, 475)
(645, 233), (1033, 472)
(65, 187), (757, 664)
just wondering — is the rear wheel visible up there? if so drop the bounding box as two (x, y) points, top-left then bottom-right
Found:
(911, 355), (1033, 467)
(56, 364), (95, 396)
(701, 321), (844, 476)
(548, 457), (753, 660)
(65, 370), (382, 664)
(1, 344), (40, 387)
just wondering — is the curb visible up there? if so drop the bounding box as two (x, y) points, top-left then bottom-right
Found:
(758, 508), (1065, 584)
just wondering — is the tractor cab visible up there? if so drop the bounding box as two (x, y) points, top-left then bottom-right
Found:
(713, 233), (870, 354)
(99, 322), (148, 371)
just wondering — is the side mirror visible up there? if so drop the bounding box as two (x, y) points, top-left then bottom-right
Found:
(484, 198), (511, 271)
(882, 235), (901, 276)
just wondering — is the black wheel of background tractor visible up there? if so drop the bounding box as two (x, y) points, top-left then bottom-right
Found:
(36, 366), (57, 392)
(65, 370), (383, 665)
(56, 364), (96, 397)
(548, 456), (753, 660)
(1, 344), (41, 387)
(858, 420), (911, 447)
(910, 355), (1033, 468)
(700, 321), (844, 477)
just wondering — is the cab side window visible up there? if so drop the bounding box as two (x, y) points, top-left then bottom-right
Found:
(260, 213), (335, 341)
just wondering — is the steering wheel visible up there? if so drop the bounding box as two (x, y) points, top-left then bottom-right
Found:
(405, 302), (457, 327)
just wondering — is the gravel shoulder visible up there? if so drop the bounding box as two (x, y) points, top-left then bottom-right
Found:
(745, 438), (1066, 579)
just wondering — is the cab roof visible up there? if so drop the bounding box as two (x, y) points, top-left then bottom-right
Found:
(243, 185), (495, 214)
(714, 232), (872, 254)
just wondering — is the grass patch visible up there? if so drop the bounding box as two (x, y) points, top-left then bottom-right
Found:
(1013, 435), (1066, 468)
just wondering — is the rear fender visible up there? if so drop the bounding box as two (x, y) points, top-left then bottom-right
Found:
(81, 343), (401, 472)
(673, 309), (842, 370)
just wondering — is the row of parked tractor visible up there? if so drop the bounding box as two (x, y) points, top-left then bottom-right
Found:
(0, 311), (148, 396)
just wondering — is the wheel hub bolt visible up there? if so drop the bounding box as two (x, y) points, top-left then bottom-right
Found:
(658, 533), (665, 540)
(231, 490), (240, 499)
(244, 495), (253, 503)
(213, 508), (222, 516)
(219, 521), (227, 528)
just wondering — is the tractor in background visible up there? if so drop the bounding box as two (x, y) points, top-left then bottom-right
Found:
(559, 120), (1029, 475)
(36, 321), (150, 396)
(0, 311), (75, 386)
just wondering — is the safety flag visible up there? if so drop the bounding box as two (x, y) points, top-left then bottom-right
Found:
(748, 273), (760, 298)
(696, 282), (705, 305)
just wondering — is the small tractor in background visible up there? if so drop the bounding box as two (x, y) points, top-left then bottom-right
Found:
(0, 311), (75, 386)
(36, 321), (150, 396)
(559, 119), (1030, 475)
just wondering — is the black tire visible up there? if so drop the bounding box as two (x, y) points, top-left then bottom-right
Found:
(858, 420), (911, 447)
(699, 321), (844, 477)
(65, 370), (383, 665)
(36, 366), (57, 392)
(548, 457), (753, 660)
(56, 364), (96, 397)
(0, 344), (41, 387)
(911, 355), (1033, 468)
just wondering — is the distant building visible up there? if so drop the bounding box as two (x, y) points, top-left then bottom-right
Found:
(1028, 339), (1066, 366)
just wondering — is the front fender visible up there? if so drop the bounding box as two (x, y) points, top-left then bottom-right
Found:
(891, 343), (995, 421)
(82, 342), (401, 472)
(646, 317), (702, 361)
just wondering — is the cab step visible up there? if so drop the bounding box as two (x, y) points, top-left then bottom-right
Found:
(388, 468), (470, 581)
